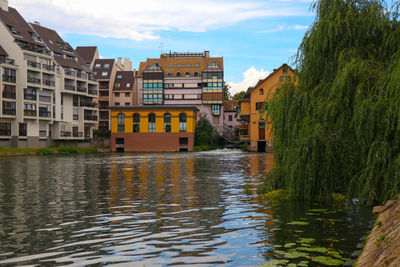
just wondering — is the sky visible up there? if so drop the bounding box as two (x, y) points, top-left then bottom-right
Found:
(12, 0), (315, 95)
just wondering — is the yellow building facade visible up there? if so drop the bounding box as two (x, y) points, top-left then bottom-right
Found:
(110, 106), (198, 152)
(237, 64), (295, 152)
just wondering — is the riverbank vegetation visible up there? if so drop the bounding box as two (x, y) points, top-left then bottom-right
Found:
(0, 146), (98, 156)
(194, 113), (218, 151)
(261, 0), (400, 206)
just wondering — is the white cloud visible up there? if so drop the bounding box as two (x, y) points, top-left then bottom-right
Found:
(257, 24), (308, 33)
(228, 67), (270, 95)
(11, 0), (308, 41)
(294, 25), (308, 30)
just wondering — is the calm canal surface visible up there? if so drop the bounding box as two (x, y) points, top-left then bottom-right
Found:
(0, 151), (373, 266)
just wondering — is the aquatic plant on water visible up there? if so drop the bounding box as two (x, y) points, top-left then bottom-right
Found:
(260, 0), (400, 206)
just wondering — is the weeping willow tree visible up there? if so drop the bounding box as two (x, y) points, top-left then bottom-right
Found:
(262, 0), (400, 206)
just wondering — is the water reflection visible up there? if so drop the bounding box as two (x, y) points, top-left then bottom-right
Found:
(0, 151), (371, 266)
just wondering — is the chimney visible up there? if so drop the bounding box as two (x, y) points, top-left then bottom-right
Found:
(123, 58), (132, 71)
(204, 51), (210, 58)
(0, 0), (8, 12)
(34, 21), (40, 25)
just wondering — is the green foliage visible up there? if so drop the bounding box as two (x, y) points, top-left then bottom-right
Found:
(94, 129), (111, 138)
(261, 0), (400, 206)
(37, 148), (54, 156)
(77, 148), (98, 154)
(193, 145), (218, 151)
(195, 113), (217, 146)
(232, 91), (246, 100)
(57, 146), (78, 154)
(223, 83), (231, 100)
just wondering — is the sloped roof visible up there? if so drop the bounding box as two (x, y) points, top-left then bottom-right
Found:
(246, 64), (294, 94)
(93, 59), (115, 80)
(223, 100), (239, 111)
(30, 23), (74, 55)
(113, 71), (135, 91)
(76, 46), (97, 64)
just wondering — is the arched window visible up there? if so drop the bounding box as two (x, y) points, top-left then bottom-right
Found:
(185, 71), (190, 77)
(176, 72), (181, 77)
(179, 113), (187, 132)
(193, 71), (199, 77)
(167, 72), (173, 77)
(259, 88), (264, 95)
(117, 113), (125, 132)
(164, 113), (171, 132)
(133, 113), (140, 132)
(148, 113), (156, 132)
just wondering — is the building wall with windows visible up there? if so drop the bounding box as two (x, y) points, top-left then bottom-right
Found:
(241, 64), (295, 152)
(110, 106), (198, 152)
(137, 51), (224, 132)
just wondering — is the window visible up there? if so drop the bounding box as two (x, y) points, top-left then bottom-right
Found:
(101, 72), (108, 77)
(186, 64), (191, 68)
(117, 113), (125, 132)
(115, 92), (120, 97)
(95, 63), (101, 68)
(133, 113), (140, 132)
(115, 102), (120, 106)
(176, 72), (181, 77)
(167, 72), (173, 77)
(24, 87), (37, 100)
(24, 103), (36, 116)
(117, 74), (122, 79)
(125, 92), (130, 97)
(185, 72), (190, 77)
(104, 64), (110, 68)
(126, 83), (131, 87)
(229, 115), (233, 121)
(177, 64), (182, 68)
(3, 85), (16, 99)
(100, 91), (109, 96)
(2, 68), (16, 82)
(148, 113), (156, 132)
(169, 64), (174, 68)
(255, 102), (264, 110)
(2, 101), (16, 115)
(19, 123), (27, 136)
(211, 104), (220, 116)
(125, 102), (130, 106)
(179, 113), (187, 132)
(164, 113), (171, 132)
(114, 83), (121, 88)
(193, 71), (199, 77)
(0, 122), (11, 136)
(73, 109), (79, 120)
(259, 88), (264, 95)
(194, 64), (200, 68)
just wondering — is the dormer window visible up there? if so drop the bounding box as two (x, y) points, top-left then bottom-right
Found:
(95, 63), (100, 68)
(126, 83), (131, 87)
(116, 74), (122, 79)
(115, 83), (121, 88)
(104, 64), (110, 68)
(102, 72), (108, 77)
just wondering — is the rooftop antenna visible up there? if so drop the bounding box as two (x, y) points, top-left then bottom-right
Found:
(159, 43), (164, 55)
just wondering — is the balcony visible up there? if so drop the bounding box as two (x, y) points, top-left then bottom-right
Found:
(3, 75), (16, 83)
(77, 72), (88, 79)
(27, 77), (41, 84)
(2, 109), (16, 115)
(27, 61), (41, 69)
(88, 88), (97, 95)
(65, 85), (75, 91)
(88, 74), (96, 81)
(42, 80), (55, 87)
(18, 42), (51, 56)
(80, 102), (96, 108)
(99, 85), (109, 90)
(73, 132), (83, 138)
(77, 87), (87, 93)
(84, 115), (98, 121)
(0, 58), (15, 65)
(60, 131), (72, 137)
(42, 64), (55, 72)
(24, 93), (37, 101)
(39, 130), (47, 137)
(39, 111), (51, 118)
(65, 70), (75, 77)
(39, 95), (52, 103)
(24, 110), (37, 117)
(2, 92), (16, 99)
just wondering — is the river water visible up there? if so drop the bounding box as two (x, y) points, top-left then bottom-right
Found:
(0, 150), (372, 266)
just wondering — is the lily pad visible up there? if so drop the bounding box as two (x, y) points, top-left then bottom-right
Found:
(287, 221), (309, 226)
(260, 259), (289, 266)
(298, 246), (328, 253)
(298, 261), (309, 267)
(312, 256), (344, 266)
(308, 209), (328, 212)
(298, 238), (315, 243)
(283, 250), (309, 259)
(284, 242), (297, 248)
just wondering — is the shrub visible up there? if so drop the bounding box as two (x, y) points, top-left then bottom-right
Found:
(57, 146), (77, 154)
(37, 148), (54, 156)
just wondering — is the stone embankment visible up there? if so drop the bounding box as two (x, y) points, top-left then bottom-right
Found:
(356, 195), (400, 266)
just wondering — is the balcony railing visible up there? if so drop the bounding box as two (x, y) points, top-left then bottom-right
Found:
(24, 93), (37, 100)
(42, 80), (55, 87)
(77, 87), (87, 92)
(80, 102), (96, 108)
(88, 88), (97, 95)
(3, 76), (16, 83)
(24, 110), (37, 116)
(99, 105), (109, 109)
(60, 131), (72, 137)
(27, 77), (41, 84)
(0, 58), (15, 65)
(42, 64), (55, 72)
(39, 111), (51, 118)
(77, 72), (88, 79)
(65, 85), (75, 91)
(73, 132), (83, 137)
(3, 109), (16, 115)
(39, 95), (52, 103)
(39, 130), (47, 137)
(84, 115), (98, 121)
(2, 92), (16, 99)
(27, 61), (41, 69)
(65, 70), (75, 77)
(99, 85), (109, 90)
(18, 42), (51, 56)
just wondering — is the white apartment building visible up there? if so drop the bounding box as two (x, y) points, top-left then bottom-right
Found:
(0, 1), (98, 148)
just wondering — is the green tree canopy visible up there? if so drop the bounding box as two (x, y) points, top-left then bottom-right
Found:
(232, 91), (246, 100)
(195, 113), (217, 146)
(263, 0), (400, 206)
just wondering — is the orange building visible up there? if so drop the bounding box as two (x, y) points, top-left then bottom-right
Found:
(237, 64), (295, 152)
